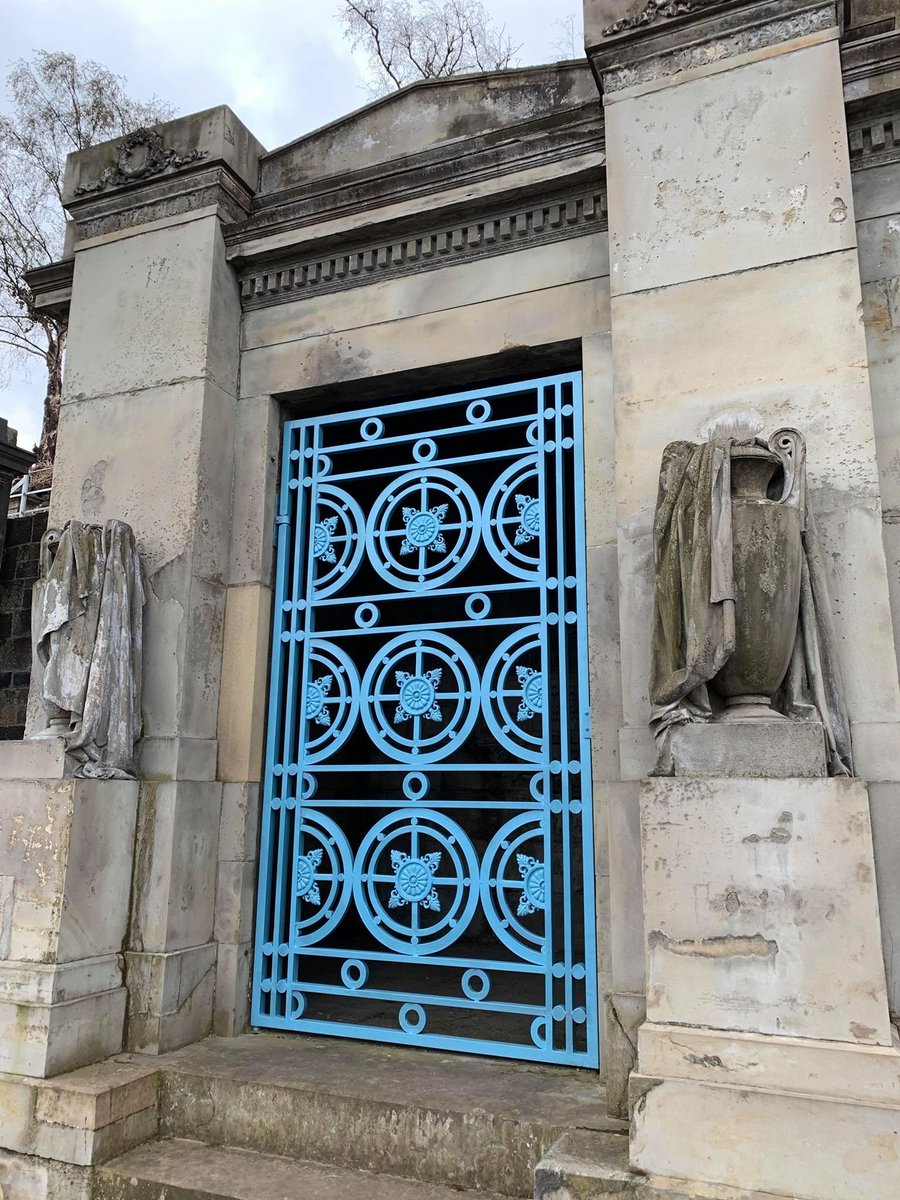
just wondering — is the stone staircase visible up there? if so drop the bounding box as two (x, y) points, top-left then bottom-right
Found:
(90, 1032), (636, 1199)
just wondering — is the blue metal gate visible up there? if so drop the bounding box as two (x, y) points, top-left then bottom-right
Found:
(252, 373), (598, 1066)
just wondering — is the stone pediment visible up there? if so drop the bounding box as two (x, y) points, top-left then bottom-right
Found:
(258, 62), (596, 198)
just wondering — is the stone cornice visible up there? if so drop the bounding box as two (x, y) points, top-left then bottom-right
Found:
(226, 104), (603, 254)
(586, 0), (836, 93)
(238, 187), (607, 311)
(23, 259), (74, 323)
(842, 29), (900, 89)
(0, 437), (35, 480)
(66, 164), (254, 246)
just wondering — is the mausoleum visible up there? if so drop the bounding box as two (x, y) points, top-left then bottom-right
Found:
(3, 1), (900, 1197)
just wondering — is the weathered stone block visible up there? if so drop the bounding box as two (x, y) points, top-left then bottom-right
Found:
(34, 1061), (158, 1132)
(605, 39), (853, 296)
(213, 860), (256, 945)
(216, 584), (271, 784)
(641, 777), (893, 1045)
(138, 736), (218, 782)
(213, 940), (252, 1038)
(604, 991), (645, 1121)
(125, 943), (217, 1055)
(0, 739), (67, 780)
(0, 779), (137, 965)
(606, 783), (645, 996)
(0, 988), (127, 1078)
(129, 781), (222, 954)
(630, 1071), (900, 1200)
(0, 1148), (90, 1200)
(218, 783), (260, 865)
(667, 720), (826, 778)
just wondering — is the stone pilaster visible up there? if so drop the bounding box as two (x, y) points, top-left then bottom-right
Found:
(31, 108), (265, 1055)
(589, 0), (900, 776)
(586, 3), (900, 1195)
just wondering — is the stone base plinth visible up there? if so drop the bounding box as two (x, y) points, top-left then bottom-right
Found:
(641, 777), (892, 1043)
(665, 720), (826, 778)
(0, 977), (127, 1078)
(631, 1027), (900, 1200)
(0, 776), (138, 1077)
(124, 944), (218, 1055)
(633, 776), (898, 1199)
(0, 737), (68, 780)
(0, 1057), (159, 1200)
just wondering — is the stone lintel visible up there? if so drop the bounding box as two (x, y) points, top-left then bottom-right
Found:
(666, 719), (827, 778)
(62, 106), (265, 241)
(585, 0), (838, 93)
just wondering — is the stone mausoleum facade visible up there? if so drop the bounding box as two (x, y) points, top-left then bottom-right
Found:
(3, 1), (900, 1197)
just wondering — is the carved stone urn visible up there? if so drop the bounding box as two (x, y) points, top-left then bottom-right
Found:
(714, 434), (804, 720)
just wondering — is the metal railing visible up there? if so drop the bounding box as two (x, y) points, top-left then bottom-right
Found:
(9, 473), (51, 517)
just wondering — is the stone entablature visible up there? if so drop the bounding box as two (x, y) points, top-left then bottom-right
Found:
(848, 111), (900, 165)
(239, 189), (607, 309)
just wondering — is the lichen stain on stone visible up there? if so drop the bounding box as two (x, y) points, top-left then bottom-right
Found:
(653, 178), (727, 238)
(648, 930), (778, 960)
(687, 1053), (725, 1069)
(743, 811), (793, 845)
(850, 1022), (878, 1042)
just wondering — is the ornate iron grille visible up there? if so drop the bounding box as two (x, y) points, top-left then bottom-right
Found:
(252, 373), (598, 1066)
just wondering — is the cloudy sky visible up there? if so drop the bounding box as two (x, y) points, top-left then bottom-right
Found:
(0, 0), (581, 449)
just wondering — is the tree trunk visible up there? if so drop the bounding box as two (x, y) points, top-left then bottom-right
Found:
(34, 322), (65, 479)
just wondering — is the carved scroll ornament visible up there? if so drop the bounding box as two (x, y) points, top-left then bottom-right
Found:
(603, 0), (718, 37)
(74, 127), (208, 195)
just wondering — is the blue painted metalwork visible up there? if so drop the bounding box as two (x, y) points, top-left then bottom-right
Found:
(252, 373), (598, 1067)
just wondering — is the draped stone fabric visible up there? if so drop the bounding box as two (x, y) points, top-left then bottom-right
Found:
(33, 519), (145, 779)
(649, 439), (736, 730)
(649, 439), (853, 777)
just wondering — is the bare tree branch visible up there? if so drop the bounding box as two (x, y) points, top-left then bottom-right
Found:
(551, 13), (583, 61)
(339, 0), (522, 96)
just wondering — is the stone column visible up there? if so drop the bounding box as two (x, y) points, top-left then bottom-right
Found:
(31, 108), (264, 1055)
(585, 2), (900, 1196)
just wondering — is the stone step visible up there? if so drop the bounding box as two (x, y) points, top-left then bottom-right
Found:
(534, 1130), (697, 1200)
(141, 1031), (627, 1198)
(93, 1138), (513, 1200)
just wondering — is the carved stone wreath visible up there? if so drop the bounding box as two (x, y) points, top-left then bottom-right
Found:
(74, 128), (208, 195)
(602, 0), (718, 37)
